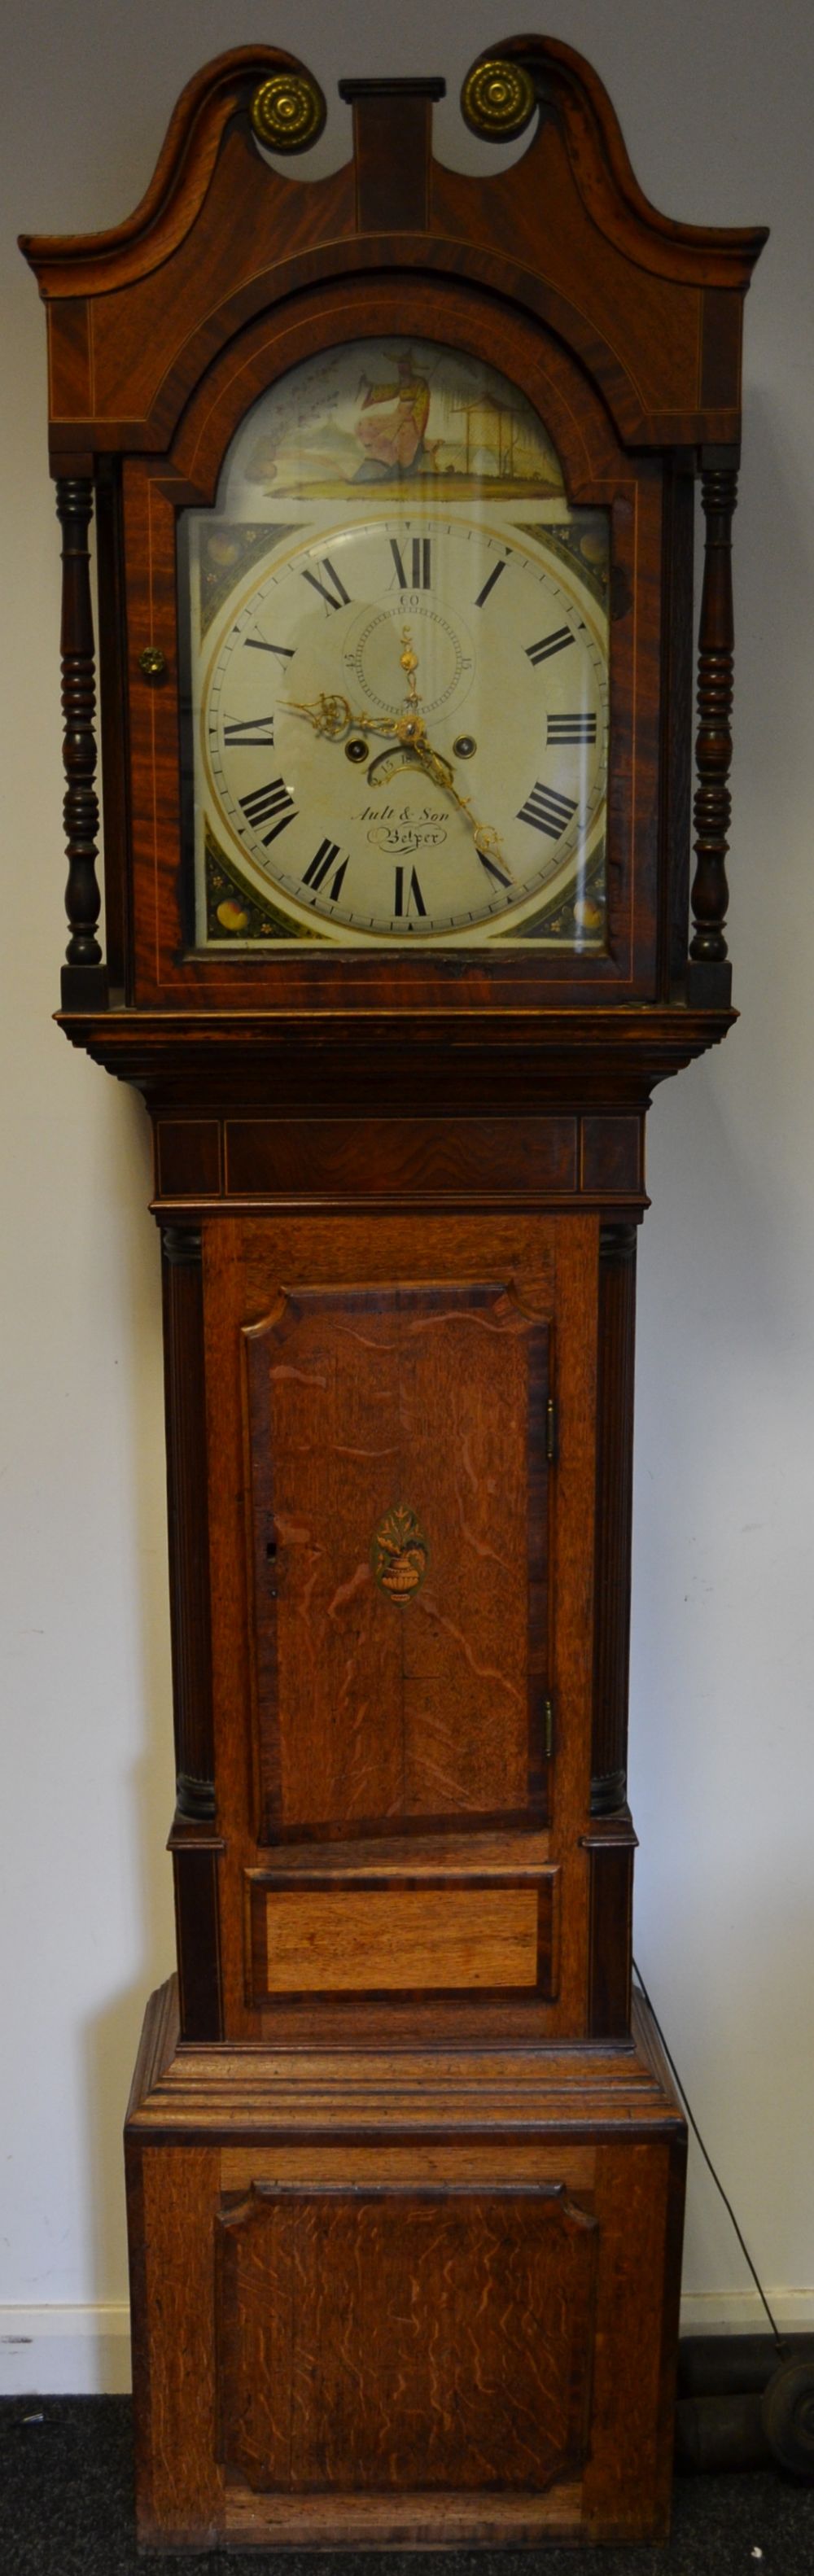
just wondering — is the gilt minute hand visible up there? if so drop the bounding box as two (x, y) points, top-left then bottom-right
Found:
(284, 677), (514, 886)
(393, 628), (514, 885)
(405, 736), (515, 886)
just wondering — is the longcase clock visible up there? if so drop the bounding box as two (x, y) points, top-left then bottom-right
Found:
(22, 39), (766, 2550)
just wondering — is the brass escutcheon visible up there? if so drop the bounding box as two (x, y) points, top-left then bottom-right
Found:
(461, 56), (536, 142)
(250, 70), (326, 155)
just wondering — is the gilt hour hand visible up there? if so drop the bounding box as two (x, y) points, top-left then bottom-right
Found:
(284, 652), (514, 889)
(282, 690), (396, 742)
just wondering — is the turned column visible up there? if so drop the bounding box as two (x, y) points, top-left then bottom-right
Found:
(55, 475), (107, 1008)
(687, 464), (738, 1005)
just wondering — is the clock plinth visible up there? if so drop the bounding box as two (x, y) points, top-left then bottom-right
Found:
(23, 41), (764, 2549)
(127, 1978), (685, 2551)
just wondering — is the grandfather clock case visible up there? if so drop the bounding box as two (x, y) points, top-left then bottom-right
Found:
(23, 42), (765, 2550)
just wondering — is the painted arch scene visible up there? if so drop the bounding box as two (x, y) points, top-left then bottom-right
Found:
(221, 339), (566, 505)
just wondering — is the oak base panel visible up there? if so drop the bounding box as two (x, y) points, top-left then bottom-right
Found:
(138, 2487), (585, 2551)
(125, 1978), (685, 2551)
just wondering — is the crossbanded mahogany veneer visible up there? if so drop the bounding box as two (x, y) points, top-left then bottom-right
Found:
(23, 37), (765, 2548)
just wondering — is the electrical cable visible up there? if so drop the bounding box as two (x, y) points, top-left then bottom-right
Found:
(632, 1957), (785, 2353)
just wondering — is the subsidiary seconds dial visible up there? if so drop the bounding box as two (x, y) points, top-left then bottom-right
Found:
(199, 516), (608, 944)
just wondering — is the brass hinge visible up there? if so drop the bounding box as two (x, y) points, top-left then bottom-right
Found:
(545, 1396), (558, 1464)
(544, 1697), (554, 1760)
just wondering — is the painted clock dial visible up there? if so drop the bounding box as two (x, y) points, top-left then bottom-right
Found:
(179, 339), (610, 950)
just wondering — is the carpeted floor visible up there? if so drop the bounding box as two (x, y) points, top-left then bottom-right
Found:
(2, 2401), (813, 2576)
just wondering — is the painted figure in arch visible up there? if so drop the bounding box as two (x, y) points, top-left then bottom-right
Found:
(354, 351), (437, 479)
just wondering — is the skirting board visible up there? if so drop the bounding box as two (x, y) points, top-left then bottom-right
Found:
(680, 2290), (814, 2336)
(0, 2307), (131, 2396)
(2, 2294), (814, 2395)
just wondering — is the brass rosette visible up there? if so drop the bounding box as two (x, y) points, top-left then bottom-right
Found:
(250, 69), (326, 155)
(461, 56), (536, 143)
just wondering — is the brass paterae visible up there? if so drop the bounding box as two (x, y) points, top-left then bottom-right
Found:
(461, 57), (536, 142)
(250, 71), (326, 155)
